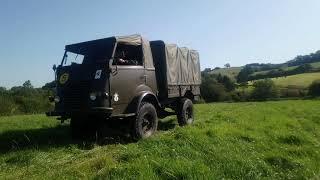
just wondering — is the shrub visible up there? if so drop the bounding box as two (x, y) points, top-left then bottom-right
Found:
(201, 81), (227, 102)
(0, 81), (54, 116)
(308, 80), (320, 96)
(251, 79), (279, 100)
(201, 73), (234, 102)
(0, 95), (18, 116)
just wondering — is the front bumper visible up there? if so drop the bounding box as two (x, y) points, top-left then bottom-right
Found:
(46, 107), (113, 117)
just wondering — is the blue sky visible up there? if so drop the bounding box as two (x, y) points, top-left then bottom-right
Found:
(1, 0), (320, 88)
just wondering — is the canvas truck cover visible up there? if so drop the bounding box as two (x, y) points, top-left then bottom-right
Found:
(65, 34), (154, 68)
(150, 41), (201, 86)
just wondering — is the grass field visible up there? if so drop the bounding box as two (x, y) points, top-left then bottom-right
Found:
(1, 100), (320, 179)
(272, 72), (320, 88)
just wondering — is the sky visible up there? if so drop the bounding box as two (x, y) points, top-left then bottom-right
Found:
(1, 0), (320, 88)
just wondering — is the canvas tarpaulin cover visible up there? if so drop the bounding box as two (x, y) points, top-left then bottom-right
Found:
(115, 34), (154, 68)
(66, 34), (154, 68)
(165, 44), (201, 86)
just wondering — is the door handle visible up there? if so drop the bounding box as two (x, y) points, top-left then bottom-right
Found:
(143, 75), (147, 83)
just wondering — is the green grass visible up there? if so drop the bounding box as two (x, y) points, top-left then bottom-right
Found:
(210, 67), (242, 80)
(272, 72), (320, 88)
(1, 100), (320, 179)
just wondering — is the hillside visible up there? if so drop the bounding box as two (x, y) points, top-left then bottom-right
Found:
(1, 100), (320, 179)
(207, 50), (320, 85)
(272, 72), (320, 88)
(210, 67), (242, 80)
(252, 62), (320, 76)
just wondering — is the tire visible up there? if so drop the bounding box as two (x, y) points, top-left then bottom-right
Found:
(132, 102), (158, 140)
(177, 98), (194, 126)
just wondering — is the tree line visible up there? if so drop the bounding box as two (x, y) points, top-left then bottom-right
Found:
(1, 74), (319, 116)
(0, 80), (53, 116)
(201, 72), (320, 103)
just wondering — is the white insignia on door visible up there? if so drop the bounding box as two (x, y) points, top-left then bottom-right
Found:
(94, 70), (102, 79)
(114, 93), (119, 102)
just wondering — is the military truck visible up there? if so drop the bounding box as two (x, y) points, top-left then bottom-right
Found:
(47, 34), (201, 139)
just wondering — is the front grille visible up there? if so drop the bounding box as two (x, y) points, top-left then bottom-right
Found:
(63, 81), (90, 110)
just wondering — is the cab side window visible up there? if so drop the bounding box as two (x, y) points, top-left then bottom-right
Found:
(113, 44), (143, 66)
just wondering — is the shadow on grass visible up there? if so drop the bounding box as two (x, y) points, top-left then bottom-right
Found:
(0, 124), (74, 154)
(0, 117), (177, 154)
(158, 118), (177, 131)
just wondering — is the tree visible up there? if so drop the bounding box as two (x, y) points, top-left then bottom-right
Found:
(308, 80), (320, 96)
(200, 73), (227, 102)
(224, 63), (231, 68)
(222, 75), (236, 92)
(293, 64), (312, 73)
(0, 87), (6, 93)
(42, 80), (56, 90)
(237, 66), (254, 83)
(23, 80), (33, 89)
(203, 68), (212, 73)
(251, 79), (279, 100)
(216, 74), (235, 92)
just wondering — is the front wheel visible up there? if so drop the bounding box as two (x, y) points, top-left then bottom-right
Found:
(177, 98), (194, 126)
(132, 102), (158, 140)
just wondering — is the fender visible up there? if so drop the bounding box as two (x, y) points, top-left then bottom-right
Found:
(136, 91), (162, 112)
(124, 91), (162, 115)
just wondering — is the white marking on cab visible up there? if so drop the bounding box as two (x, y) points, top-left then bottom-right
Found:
(94, 70), (102, 79)
(114, 93), (119, 102)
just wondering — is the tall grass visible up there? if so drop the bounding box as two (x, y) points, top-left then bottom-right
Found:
(0, 100), (320, 179)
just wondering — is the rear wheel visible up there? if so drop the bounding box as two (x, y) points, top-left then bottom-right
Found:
(132, 102), (158, 140)
(177, 98), (194, 126)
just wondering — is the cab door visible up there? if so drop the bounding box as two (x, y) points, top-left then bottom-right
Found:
(109, 44), (145, 115)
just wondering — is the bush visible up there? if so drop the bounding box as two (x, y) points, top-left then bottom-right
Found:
(201, 81), (227, 102)
(0, 95), (18, 116)
(308, 80), (320, 96)
(201, 73), (234, 102)
(0, 80), (54, 116)
(251, 79), (279, 100)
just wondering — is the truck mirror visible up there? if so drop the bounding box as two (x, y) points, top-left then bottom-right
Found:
(52, 64), (57, 72)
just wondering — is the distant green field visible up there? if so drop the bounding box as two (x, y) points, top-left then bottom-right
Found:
(272, 72), (320, 88)
(210, 67), (242, 80)
(283, 62), (320, 71)
(252, 62), (320, 76)
(1, 100), (320, 179)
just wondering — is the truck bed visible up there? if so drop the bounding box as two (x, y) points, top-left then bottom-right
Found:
(150, 41), (201, 100)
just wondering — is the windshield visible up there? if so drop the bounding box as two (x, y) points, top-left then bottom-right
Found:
(61, 51), (110, 66)
(61, 51), (84, 66)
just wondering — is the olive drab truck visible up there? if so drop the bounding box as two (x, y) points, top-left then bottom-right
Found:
(47, 34), (201, 139)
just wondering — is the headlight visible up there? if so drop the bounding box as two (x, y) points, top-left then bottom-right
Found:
(54, 96), (60, 103)
(89, 93), (97, 101)
(103, 92), (109, 98)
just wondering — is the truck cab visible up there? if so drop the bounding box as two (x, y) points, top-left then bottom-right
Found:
(47, 35), (201, 139)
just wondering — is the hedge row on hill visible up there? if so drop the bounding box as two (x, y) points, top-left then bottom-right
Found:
(201, 72), (320, 102)
(248, 64), (319, 81)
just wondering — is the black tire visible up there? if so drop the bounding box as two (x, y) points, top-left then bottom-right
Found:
(177, 98), (194, 126)
(132, 102), (158, 140)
